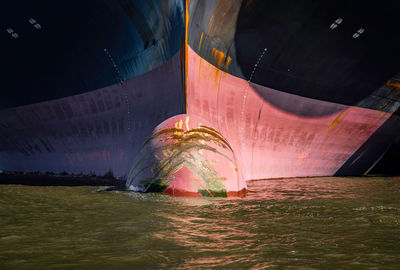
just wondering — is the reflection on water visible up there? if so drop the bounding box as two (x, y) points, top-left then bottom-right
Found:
(1, 177), (400, 269)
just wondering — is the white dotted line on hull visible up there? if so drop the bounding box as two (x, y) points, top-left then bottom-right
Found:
(104, 48), (123, 84)
(104, 48), (131, 133)
(240, 48), (267, 153)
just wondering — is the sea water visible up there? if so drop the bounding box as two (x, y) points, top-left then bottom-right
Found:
(1, 177), (399, 269)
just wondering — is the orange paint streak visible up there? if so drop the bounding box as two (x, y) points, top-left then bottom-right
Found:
(386, 79), (400, 88)
(214, 68), (220, 86)
(184, 0), (189, 112)
(197, 57), (203, 88)
(198, 32), (204, 51)
(211, 48), (231, 71)
(225, 56), (232, 70)
(329, 108), (347, 130)
(216, 52), (225, 67)
(379, 103), (388, 110)
(362, 121), (375, 131)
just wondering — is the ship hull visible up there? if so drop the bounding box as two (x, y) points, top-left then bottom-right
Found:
(1, 0), (400, 182)
(187, 47), (400, 180)
(0, 53), (184, 177)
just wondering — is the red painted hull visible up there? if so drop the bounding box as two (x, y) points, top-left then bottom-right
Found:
(187, 47), (391, 180)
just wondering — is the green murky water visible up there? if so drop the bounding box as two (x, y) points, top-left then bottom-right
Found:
(1, 177), (400, 269)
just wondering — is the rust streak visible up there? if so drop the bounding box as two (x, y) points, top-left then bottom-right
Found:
(210, 47), (232, 72)
(225, 56), (232, 70)
(214, 68), (220, 86)
(386, 79), (400, 88)
(198, 32), (204, 51)
(379, 103), (388, 110)
(184, 0), (189, 112)
(329, 108), (347, 130)
(361, 121), (374, 131)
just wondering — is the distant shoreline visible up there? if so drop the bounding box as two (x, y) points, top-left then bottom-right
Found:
(1, 171), (398, 187)
(0, 172), (126, 187)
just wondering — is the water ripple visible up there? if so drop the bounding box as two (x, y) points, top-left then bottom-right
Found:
(0, 177), (399, 269)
